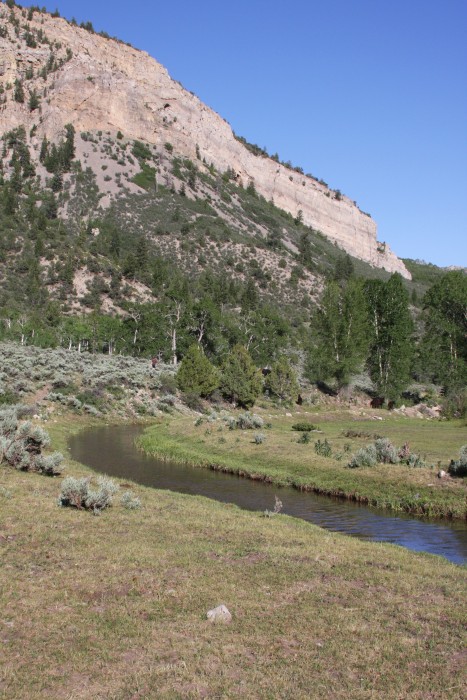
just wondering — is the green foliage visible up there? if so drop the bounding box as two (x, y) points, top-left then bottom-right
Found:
(347, 444), (377, 468)
(254, 433), (265, 444)
(441, 388), (467, 421)
(43, 123), (75, 173)
(14, 79), (24, 103)
(297, 432), (311, 444)
(419, 271), (467, 390)
(307, 278), (369, 387)
(132, 162), (156, 191)
(220, 344), (262, 408)
(447, 446), (467, 478)
(365, 274), (413, 399)
(292, 422), (319, 432)
(265, 357), (299, 402)
(314, 438), (332, 457)
(132, 140), (152, 161)
(28, 89), (40, 111)
(333, 254), (354, 281)
(176, 344), (219, 397)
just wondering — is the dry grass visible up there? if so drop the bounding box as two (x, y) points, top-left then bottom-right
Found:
(0, 415), (466, 699)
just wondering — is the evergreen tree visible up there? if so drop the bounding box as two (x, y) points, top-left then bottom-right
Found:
(298, 232), (313, 268)
(333, 254), (354, 282)
(241, 278), (259, 311)
(176, 344), (219, 397)
(14, 79), (24, 103)
(266, 357), (299, 402)
(62, 123), (75, 170)
(28, 90), (40, 112)
(39, 136), (49, 163)
(50, 172), (63, 192)
(365, 274), (413, 399)
(220, 344), (262, 408)
(135, 236), (148, 272)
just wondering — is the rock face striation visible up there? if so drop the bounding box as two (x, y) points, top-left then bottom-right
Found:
(0, 5), (410, 278)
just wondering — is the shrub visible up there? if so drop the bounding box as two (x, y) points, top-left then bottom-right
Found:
(347, 444), (377, 468)
(121, 490), (141, 510)
(254, 433), (265, 444)
(58, 476), (119, 512)
(448, 445), (467, 477)
(292, 422), (319, 432)
(158, 372), (177, 395)
(238, 412), (263, 429)
(374, 438), (399, 464)
(0, 390), (18, 405)
(442, 389), (467, 421)
(181, 392), (205, 412)
(263, 495), (283, 517)
(405, 453), (425, 468)
(314, 438), (332, 457)
(297, 432), (311, 444)
(0, 406), (63, 475)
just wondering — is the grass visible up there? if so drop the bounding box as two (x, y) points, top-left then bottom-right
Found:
(0, 413), (466, 699)
(139, 407), (467, 519)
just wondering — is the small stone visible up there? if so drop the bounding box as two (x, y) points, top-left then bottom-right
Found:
(285, 412), (292, 417)
(207, 604), (232, 624)
(437, 470), (447, 479)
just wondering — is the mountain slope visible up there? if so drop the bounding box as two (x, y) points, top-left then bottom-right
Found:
(0, 2), (410, 278)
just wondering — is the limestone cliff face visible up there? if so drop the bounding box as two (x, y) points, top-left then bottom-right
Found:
(0, 5), (410, 278)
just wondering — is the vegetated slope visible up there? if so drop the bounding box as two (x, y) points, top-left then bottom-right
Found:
(0, 121), (402, 318)
(0, 1), (410, 277)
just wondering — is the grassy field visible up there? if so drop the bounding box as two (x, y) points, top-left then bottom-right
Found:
(139, 407), (467, 519)
(0, 415), (466, 699)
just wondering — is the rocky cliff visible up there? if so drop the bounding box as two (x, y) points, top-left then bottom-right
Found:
(0, 4), (410, 278)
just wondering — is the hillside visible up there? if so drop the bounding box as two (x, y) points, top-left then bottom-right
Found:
(1, 3), (465, 399)
(0, 1), (410, 277)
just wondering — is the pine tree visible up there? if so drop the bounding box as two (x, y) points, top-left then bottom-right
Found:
(14, 79), (24, 103)
(39, 136), (49, 164)
(28, 90), (40, 112)
(266, 357), (299, 402)
(220, 344), (262, 408)
(176, 344), (219, 397)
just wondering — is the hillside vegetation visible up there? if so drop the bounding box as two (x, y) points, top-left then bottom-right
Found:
(1, 123), (466, 405)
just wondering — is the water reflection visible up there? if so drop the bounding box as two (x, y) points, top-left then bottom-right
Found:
(69, 424), (467, 565)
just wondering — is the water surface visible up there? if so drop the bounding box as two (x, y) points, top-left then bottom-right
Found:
(69, 424), (467, 565)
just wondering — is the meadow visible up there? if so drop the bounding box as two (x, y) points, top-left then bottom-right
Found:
(0, 414), (466, 699)
(139, 407), (467, 519)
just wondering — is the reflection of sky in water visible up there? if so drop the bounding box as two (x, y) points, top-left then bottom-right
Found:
(69, 425), (467, 565)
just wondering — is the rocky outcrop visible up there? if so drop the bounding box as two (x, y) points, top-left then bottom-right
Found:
(0, 5), (410, 278)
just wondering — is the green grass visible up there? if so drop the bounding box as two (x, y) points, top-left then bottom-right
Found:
(139, 408), (467, 519)
(0, 413), (466, 699)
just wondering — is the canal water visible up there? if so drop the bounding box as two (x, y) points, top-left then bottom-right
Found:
(69, 424), (467, 565)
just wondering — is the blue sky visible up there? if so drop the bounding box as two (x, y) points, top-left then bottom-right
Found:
(22, 0), (467, 266)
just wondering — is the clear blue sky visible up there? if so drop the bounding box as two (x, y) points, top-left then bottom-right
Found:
(24, 0), (467, 266)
